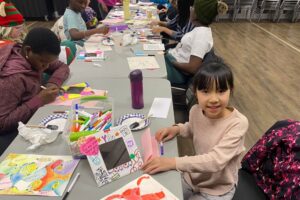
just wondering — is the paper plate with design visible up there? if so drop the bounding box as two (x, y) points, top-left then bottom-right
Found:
(116, 113), (150, 131)
(40, 113), (68, 132)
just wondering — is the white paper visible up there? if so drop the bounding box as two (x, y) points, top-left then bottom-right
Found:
(127, 56), (160, 70)
(148, 98), (171, 118)
(100, 175), (179, 200)
(143, 43), (165, 51)
(84, 42), (112, 52)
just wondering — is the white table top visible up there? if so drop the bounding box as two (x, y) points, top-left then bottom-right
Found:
(0, 78), (183, 200)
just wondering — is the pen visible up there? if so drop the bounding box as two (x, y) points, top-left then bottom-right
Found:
(40, 85), (47, 90)
(62, 173), (80, 200)
(160, 141), (164, 155)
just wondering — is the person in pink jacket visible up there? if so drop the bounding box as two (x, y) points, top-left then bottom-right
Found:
(142, 61), (249, 200)
(0, 27), (70, 150)
(97, 0), (120, 19)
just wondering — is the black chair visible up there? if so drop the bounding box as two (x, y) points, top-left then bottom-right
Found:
(233, 169), (268, 200)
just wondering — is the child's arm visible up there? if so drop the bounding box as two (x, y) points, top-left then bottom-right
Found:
(176, 121), (248, 173)
(151, 26), (173, 36)
(68, 26), (109, 40)
(44, 60), (70, 88)
(0, 77), (58, 133)
(172, 55), (203, 75)
(150, 19), (168, 27)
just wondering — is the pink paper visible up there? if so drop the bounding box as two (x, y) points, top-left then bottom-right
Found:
(80, 137), (99, 156)
(141, 128), (159, 162)
(49, 89), (107, 106)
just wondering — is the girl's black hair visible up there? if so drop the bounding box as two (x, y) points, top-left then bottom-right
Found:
(23, 27), (61, 56)
(177, 0), (193, 28)
(193, 61), (234, 93)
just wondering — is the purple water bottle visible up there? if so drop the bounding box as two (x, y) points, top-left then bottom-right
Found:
(129, 69), (144, 109)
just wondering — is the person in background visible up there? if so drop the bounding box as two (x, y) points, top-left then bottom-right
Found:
(164, 0), (228, 85)
(97, 0), (121, 19)
(81, 0), (98, 29)
(63, 0), (109, 47)
(0, 27), (70, 153)
(150, 0), (194, 41)
(142, 61), (249, 200)
(0, 0), (27, 43)
(157, 1), (177, 22)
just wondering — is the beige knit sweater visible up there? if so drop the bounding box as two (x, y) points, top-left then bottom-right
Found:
(175, 105), (248, 196)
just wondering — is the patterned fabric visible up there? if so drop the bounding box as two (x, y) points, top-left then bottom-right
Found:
(0, 0), (24, 27)
(242, 119), (300, 200)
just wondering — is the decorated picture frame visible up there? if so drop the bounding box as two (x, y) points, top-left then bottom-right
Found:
(78, 124), (143, 187)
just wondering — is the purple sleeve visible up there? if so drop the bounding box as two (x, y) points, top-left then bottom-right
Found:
(45, 60), (70, 87)
(0, 76), (43, 133)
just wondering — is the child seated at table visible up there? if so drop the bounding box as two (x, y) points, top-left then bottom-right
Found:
(0, 27), (70, 142)
(164, 0), (228, 85)
(0, 0), (27, 43)
(150, 0), (194, 42)
(63, 0), (109, 47)
(142, 61), (249, 200)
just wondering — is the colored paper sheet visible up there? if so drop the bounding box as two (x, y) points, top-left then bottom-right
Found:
(141, 128), (159, 162)
(49, 89), (107, 106)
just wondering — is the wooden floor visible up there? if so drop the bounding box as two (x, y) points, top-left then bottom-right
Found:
(26, 20), (300, 151)
(212, 22), (300, 149)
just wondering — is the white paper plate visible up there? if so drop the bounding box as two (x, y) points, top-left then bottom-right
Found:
(102, 38), (115, 46)
(116, 113), (150, 131)
(40, 113), (68, 132)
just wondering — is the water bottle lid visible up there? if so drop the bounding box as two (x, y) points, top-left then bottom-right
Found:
(129, 69), (143, 81)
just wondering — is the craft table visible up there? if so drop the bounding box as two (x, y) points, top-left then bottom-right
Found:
(0, 78), (183, 200)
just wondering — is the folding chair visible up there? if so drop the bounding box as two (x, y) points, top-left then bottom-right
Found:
(235, 0), (258, 20)
(256, 0), (281, 22)
(277, 0), (300, 22)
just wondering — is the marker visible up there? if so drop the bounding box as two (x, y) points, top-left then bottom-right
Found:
(160, 141), (164, 155)
(75, 104), (79, 132)
(62, 173), (80, 200)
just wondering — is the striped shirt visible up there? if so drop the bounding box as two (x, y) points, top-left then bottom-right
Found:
(167, 15), (195, 41)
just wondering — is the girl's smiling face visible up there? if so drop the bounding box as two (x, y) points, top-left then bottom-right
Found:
(196, 82), (231, 119)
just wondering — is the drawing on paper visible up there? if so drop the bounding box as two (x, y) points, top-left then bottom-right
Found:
(0, 154), (79, 196)
(100, 175), (179, 200)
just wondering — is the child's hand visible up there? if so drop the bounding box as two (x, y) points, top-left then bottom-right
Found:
(97, 26), (109, 35)
(149, 20), (160, 26)
(38, 86), (59, 104)
(155, 126), (179, 142)
(151, 26), (163, 34)
(141, 157), (176, 175)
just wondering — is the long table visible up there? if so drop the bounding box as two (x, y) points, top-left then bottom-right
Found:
(0, 78), (183, 200)
(70, 44), (167, 79)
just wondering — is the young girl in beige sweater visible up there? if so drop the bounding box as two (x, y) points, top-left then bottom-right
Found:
(142, 61), (249, 200)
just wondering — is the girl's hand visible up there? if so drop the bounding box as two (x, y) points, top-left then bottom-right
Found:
(151, 26), (164, 34)
(141, 157), (176, 175)
(149, 20), (160, 26)
(155, 126), (179, 142)
(38, 86), (59, 104)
